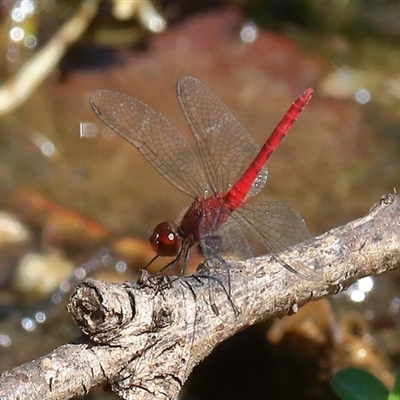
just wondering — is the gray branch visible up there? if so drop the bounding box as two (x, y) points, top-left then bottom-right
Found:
(1, 194), (399, 400)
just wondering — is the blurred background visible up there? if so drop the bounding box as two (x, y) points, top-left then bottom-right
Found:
(0, 0), (399, 399)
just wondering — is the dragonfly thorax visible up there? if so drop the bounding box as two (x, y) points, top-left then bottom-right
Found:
(177, 194), (232, 245)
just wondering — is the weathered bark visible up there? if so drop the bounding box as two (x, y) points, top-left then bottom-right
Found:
(0, 194), (399, 400)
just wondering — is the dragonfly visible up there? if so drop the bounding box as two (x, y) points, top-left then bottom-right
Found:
(90, 77), (320, 302)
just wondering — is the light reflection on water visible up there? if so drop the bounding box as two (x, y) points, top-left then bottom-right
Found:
(8, 0), (38, 54)
(8, 247), (126, 335)
(346, 276), (375, 303)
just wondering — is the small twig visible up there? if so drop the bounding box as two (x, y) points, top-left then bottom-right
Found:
(0, 0), (98, 114)
(0, 194), (399, 400)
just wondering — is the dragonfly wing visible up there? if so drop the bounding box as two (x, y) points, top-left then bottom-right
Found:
(198, 217), (253, 323)
(90, 89), (209, 198)
(176, 76), (265, 194)
(233, 201), (322, 281)
(200, 217), (253, 261)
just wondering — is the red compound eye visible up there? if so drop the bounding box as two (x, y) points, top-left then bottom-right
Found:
(149, 222), (181, 257)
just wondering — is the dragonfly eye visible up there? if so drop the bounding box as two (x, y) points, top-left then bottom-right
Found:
(149, 222), (181, 257)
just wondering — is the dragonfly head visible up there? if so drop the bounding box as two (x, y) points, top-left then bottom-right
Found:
(149, 222), (181, 257)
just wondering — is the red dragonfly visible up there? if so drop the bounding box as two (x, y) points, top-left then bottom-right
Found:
(90, 77), (319, 284)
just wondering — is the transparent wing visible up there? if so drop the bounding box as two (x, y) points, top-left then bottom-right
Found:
(200, 217), (253, 262)
(177, 76), (267, 194)
(233, 201), (322, 281)
(198, 218), (253, 322)
(90, 89), (209, 198)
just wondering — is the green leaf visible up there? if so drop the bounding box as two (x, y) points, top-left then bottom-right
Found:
(388, 390), (400, 400)
(330, 367), (389, 400)
(388, 371), (400, 400)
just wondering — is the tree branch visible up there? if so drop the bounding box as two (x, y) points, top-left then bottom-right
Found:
(1, 194), (399, 400)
